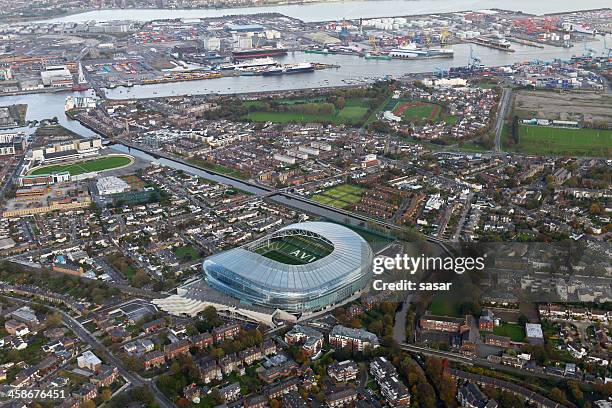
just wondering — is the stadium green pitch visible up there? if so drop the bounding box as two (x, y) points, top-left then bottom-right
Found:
(28, 155), (133, 176)
(254, 235), (333, 265)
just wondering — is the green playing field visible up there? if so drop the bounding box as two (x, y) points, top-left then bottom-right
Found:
(509, 125), (612, 157)
(255, 235), (333, 265)
(28, 156), (133, 176)
(311, 184), (364, 209)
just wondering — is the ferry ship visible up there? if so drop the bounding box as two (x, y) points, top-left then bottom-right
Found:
(262, 62), (315, 76)
(305, 48), (330, 55)
(232, 46), (288, 60)
(221, 57), (279, 70)
(469, 36), (514, 52)
(388, 43), (454, 59)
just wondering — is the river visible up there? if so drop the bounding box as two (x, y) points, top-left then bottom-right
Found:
(42, 0), (612, 23)
(0, 34), (607, 132)
(0, 90), (98, 137)
(103, 40), (608, 99)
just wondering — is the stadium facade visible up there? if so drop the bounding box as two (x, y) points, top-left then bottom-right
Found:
(203, 222), (374, 313)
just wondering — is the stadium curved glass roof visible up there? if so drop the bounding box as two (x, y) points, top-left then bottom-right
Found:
(202, 221), (374, 313)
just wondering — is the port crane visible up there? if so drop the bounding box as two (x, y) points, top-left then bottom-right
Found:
(604, 35), (612, 58)
(368, 36), (378, 53)
(583, 40), (596, 58)
(439, 28), (451, 45)
(435, 67), (449, 78)
(469, 45), (482, 69)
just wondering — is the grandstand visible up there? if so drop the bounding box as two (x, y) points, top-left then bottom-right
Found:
(201, 222), (374, 314)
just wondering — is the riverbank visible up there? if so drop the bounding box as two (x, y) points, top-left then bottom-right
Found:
(11, 1), (334, 24)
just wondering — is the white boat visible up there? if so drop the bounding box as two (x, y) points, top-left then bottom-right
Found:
(220, 57), (278, 70)
(389, 42), (454, 59)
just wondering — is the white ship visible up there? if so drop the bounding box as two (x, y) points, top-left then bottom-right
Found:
(65, 96), (96, 112)
(221, 57), (278, 70)
(389, 42), (454, 59)
(262, 62), (315, 76)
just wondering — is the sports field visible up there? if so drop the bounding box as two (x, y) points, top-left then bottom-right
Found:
(429, 296), (462, 317)
(174, 245), (199, 262)
(512, 125), (612, 157)
(394, 101), (441, 123)
(29, 155), (133, 176)
(255, 235), (333, 265)
(493, 323), (525, 342)
(245, 98), (371, 125)
(311, 184), (364, 209)
(386, 99), (457, 125)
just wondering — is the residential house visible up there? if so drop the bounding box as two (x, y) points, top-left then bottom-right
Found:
(329, 325), (379, 351)
(213, 323), (240, 343)
(219, 382), (241, 402)
(143, 350), (165, 370)
(328, 360), (358, 382)
(285, 325), (324, 357)
(325, 387), (358, 408)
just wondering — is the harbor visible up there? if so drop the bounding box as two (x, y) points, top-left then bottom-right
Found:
(1, 5), (610, 101)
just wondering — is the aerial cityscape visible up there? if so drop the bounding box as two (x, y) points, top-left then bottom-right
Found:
(0, 1), (610, 408)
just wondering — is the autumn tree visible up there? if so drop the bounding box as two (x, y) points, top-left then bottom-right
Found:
(101, 388), (113, 402)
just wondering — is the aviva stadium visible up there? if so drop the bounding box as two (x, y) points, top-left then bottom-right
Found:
(202, 222), (374, 313)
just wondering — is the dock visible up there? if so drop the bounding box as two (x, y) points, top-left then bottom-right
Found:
(507, 37), (545, 48)
(465, 38), (516, 52)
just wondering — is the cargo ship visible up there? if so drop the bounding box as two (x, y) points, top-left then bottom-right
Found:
(262, 62), (315, 76)
(220, 57), (278, 70)
(467, 36), (514, 52)
(388, 43), (454, 59)
(232, 46), (288, 59)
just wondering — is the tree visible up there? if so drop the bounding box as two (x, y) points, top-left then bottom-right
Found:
(210, 347), (225, 359)
(46, 311), (63, 327)
(550, 388), (567, 405)
(101, 388), (113, 402)
(510, 115), (519, 145)
(202, 306), (220, 323)
(416, 382), (436, 407)
(294, 348), (310, 365)
(499, 390), (523, 408)
(595, 382), (612, 398)
(589, 202), (603, 215)
(368, 320), (384, 336)
(568, 380), (584, 404)
(131, 269), (150, 288)
(176, 397), (190, 407)
(169, 361), (181, 375)
(334, 97), (346, 110)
